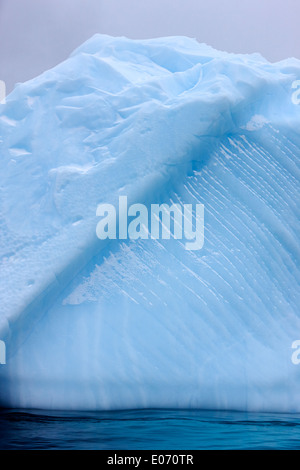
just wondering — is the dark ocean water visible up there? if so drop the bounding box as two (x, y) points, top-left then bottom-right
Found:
(1, 408), (300, 449)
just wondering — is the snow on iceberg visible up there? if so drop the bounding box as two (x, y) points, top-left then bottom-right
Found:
(0, 35), (300, 411)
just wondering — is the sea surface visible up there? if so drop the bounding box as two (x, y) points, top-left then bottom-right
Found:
(1, 408), (300, 450)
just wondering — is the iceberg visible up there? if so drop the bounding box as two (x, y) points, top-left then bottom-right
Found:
(0, 35), (299, 411)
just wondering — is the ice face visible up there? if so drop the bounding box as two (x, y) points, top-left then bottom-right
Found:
(0, 35), (299, 411)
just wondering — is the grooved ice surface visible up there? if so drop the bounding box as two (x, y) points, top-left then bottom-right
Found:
(0, 35), (299, 411)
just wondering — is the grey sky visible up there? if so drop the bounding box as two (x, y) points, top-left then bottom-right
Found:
(0, 0), (299, 92)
